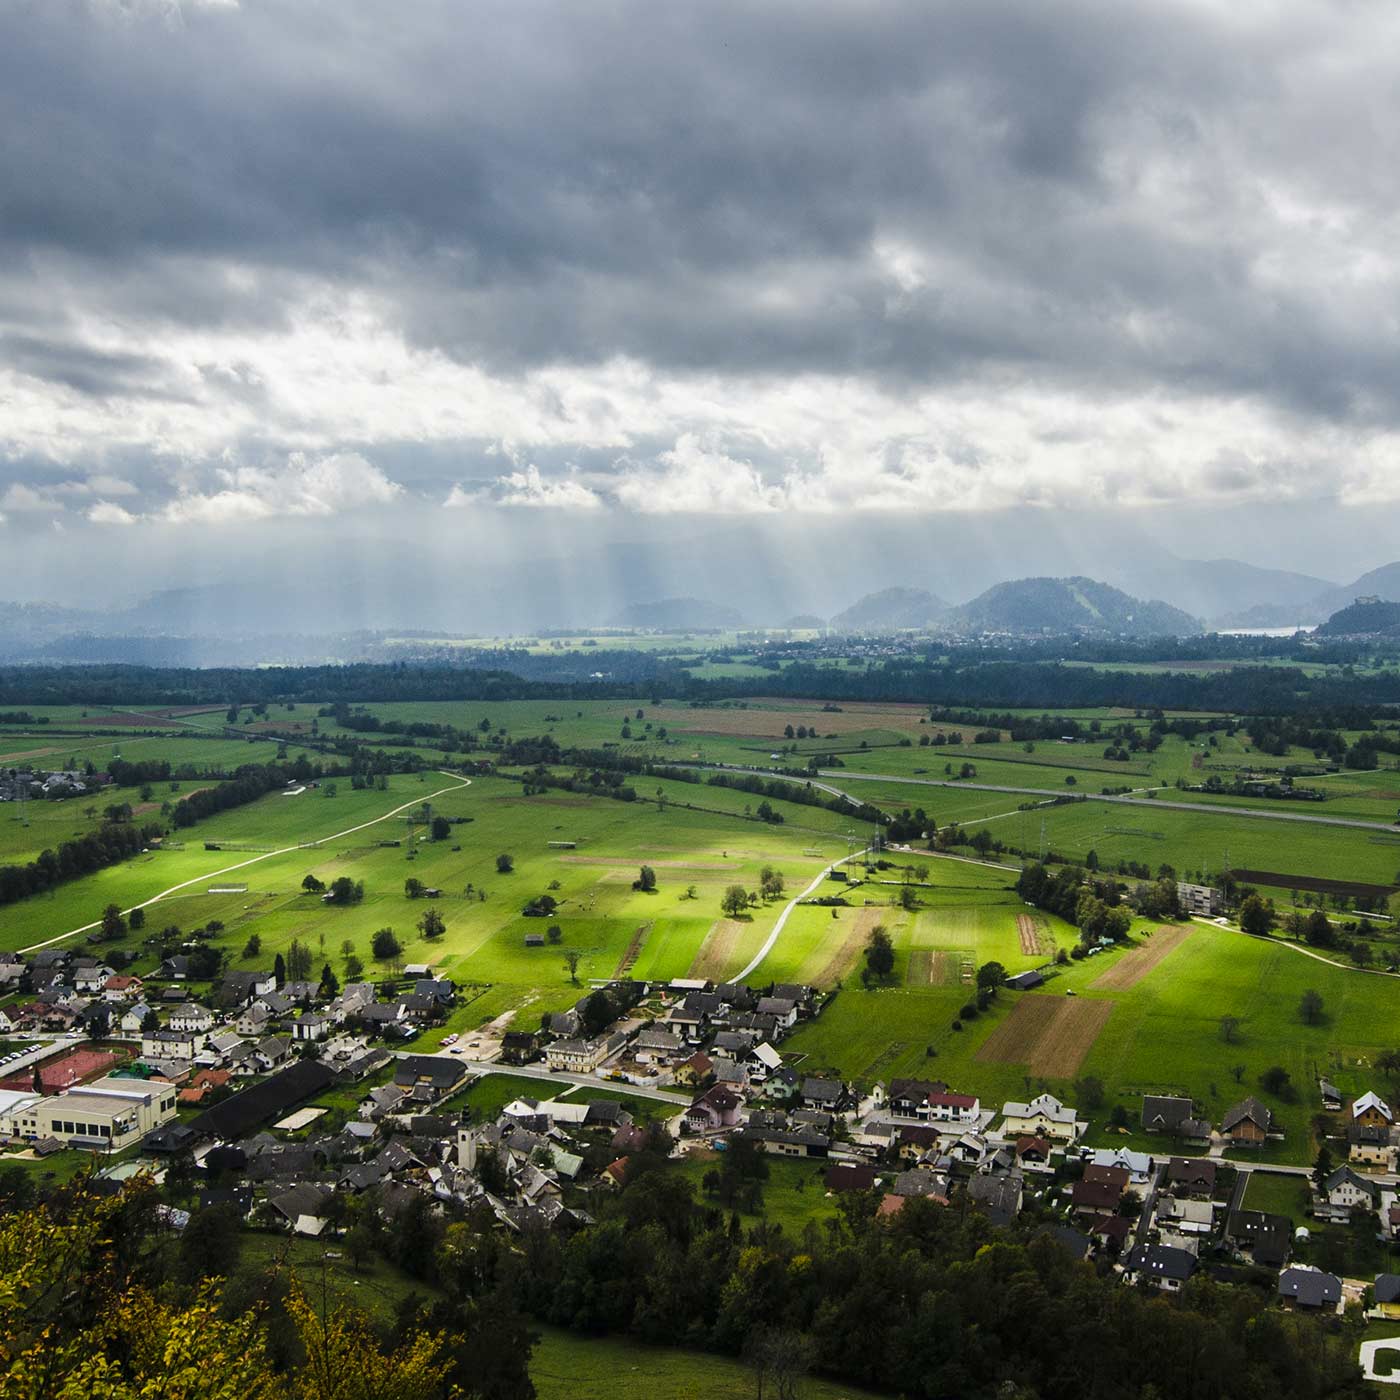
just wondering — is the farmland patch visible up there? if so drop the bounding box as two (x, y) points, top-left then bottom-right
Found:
(805, 907), (886, 988)
(689, 919), (744, 980)
(1090, 924), (1193, 991)
(976, 995), (1114, 1077)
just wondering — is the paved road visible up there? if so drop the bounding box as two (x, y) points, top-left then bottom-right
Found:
(734, 846), (872, 982)
(1133, 1162), (1166, 1250)
(18, 771), (474, 955)
(404, 1053), (691, 1106)
(824, 770), (1400, 835)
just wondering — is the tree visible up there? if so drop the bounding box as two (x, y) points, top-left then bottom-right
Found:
(1303, 910), (1336, 947)
(1238, 894), (1275, 936)
(1074, 1075), (1106, 1111)
(326, 877), (364, 905)
(721, 885), (750, 918)
(273, 952), (287, 986)
(865, 924), (895, 981)
(760, 867), (785, 901)
(635, 865), (657, 893)
(1299, 988), (1324, 1025)
(1219, 1014), (1241, 1044)
(581, 990), (614, 1036)
(243, 933), (262, 959)
(1313, 1145), (1334, 1191)
(343, 954), (364, 981)
(1260, 1065), (1292, 1097)
(685, 884), (697, 900)
(128, 906), (145, 931)
(496, 853), (515, 874)
(431, 815), (451, 841)
(319, 963), (340, 998)
(404, 877), (425, 900)
(99, 903), (125, 942)
(286, 938), (314, 983)
(976, 961), (1006, 992)
(302, 874), (326, 894)
(418, 907), (446, 940)
(372, 927), (402, 962)
(546, 924), (563, 944)
(563, 949), (582, 984)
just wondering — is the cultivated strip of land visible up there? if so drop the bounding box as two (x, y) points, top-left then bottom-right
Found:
(1091, 923), (1193, 991)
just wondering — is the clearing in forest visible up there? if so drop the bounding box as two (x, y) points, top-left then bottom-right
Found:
(1090, 924), (1193, 991)
(975, 995), (1115, 1077)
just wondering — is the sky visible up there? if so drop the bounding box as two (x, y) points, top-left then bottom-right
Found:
(4, 0), (1400, 621)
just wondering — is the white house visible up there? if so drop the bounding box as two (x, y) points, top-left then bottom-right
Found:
(1000, 1093), (1079, 1141)
(169, 1004), (215, 1034)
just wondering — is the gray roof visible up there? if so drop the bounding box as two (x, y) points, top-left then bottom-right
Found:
(1127, 1244), (1197, 1282)
(1278, 1267), (1341, 1307)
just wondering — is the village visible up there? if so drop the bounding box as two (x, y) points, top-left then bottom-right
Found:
(3, 941), (1400, 1328)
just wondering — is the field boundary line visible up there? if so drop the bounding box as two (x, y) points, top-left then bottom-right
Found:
(17, 771), (474, 955)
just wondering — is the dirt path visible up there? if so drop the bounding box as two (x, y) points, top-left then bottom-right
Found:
(17, 771), (474, 955)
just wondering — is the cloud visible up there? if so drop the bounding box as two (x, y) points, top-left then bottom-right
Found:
(5, 0), (1400, 532)
(157, 452), (402, 524)
(87, 500), (138, 525)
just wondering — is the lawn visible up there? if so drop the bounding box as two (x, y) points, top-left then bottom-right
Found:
(530, 1326), (891, 1400)
(672, 1149), (843, 1236)
(237, 1231), (437, 1319)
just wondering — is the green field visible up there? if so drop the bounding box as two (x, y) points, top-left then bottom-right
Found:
(530, 1326), (888, 1400)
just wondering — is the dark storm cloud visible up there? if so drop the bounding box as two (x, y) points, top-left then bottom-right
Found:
(4, 0), (1400, 520)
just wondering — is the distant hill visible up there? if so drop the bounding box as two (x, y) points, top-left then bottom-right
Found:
(608, 597), (745, 630)
(1315, 598), (1400, 637)
(831, 587), (947, 631)
(1112, 558), (1334, 626)
(1311, 562), (1400, 619)
(947, 576), (1201, 637)
(783, 614), (826, 630)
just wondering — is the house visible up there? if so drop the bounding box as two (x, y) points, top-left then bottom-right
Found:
(103, 974), (144, 1002)
(1374, 1274), (1400, 1320)
(1226, 1210), (1291, 1269)
(1125, 1243), (1197, 1292)
(169, 1003), (215, 1035)
(1319, 1165), (1379, 1219)
(254, 1035), (293, 1072)
(141, 1029), (201, 1061)
(292, 1012), (331, 1043)
(632, 1029), (685, 1065)
(685, 1084), (743, 1133)
(545, 1034), (624, 1075)
(888, 1079), (950, 1119)
(1349, 1121), (1393, 1169)
(1086, 1214), (1133, 1254)
(1278, 1266), (1342, 1311)
(674, 1052), (714, 1089)
(120, 1003), (153, 1034)
(1071, 1178), (1126, 1219)
(1141, 1095), (1210, 1141)
(1001, 1093), (1078, 1141)
(927, 1090), (980, 1123)
(1175, 882), (1221, 917)
(222, 970), (277, 1006)
(742, 1123), (831, 1159)
(748, 1041), (783, 1081)
(1166, 1157), (1217, 1197)
(801, 1077), (847, 1111)
(967, 1171), (1022, 1226)
(500, 1030), (540, 1065)
(1220, 1097), (1273, 1146)
(1154, 1194), (1214, 1236)
(393, 1055), (466, 1101)
(755, 997), (799, 1032)
(236, 1005), (272, 1038)
(73, 962), (115, 994)
(1014, 1135), (1053, 1166)
(1353, 1091), (1393, 1129)
(1319, 1079), (1342, 1112)
(158, 956), (191, 981)
(1004, 970), (1044, 991)
(825, 1163), (876, 1193)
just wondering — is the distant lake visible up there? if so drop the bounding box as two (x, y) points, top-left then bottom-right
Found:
(1216, 626), (1314, 637)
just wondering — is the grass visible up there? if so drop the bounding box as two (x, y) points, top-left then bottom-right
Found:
(1242, 1170), (1309, 1221)
(237, 1231), (437, 1319)
(672, 1150), (842, 1236)
(530, 1326), (890, 1400)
